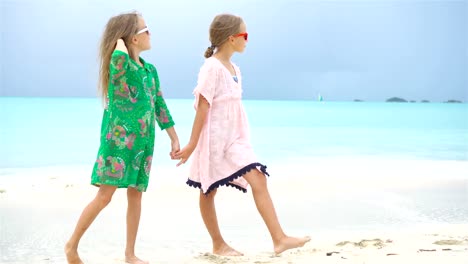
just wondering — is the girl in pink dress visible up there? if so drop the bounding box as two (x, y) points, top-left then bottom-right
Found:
(175, 14), (310, 256)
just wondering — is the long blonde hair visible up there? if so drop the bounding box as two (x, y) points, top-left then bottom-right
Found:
(205, 14), (243, 58)
(98, 11), (140, 99)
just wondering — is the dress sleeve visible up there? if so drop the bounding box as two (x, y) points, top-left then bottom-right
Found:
(193, 60), (217, 107)
(108, 50), (135, 108)
(152, 66), (175, 130)
(108, 50), (136, 114)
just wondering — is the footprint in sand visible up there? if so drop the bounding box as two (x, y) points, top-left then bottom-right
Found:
(433, 239), (468, 246)
(196, 252), (289, 264)
(336, 239), (391, 249)
(196, 253), (231, 264)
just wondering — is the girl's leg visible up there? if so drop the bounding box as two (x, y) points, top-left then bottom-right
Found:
(199, 189), (243, 256)
(243, 170), (310, 254)
(125, 187), (148, 264)
(65, 185), (117, 264)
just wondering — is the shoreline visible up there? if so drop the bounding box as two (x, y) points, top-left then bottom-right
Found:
(1, 158), (467, 263)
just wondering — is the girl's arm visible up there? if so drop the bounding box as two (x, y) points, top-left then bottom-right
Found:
(165, 126), (180, 159)
(166, 126), (179, 142)
(174, 95), (210, 166)
(115, 39), (128, 53)
(150, 66), (178, 159)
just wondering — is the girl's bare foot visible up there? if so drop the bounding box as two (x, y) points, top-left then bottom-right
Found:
(64, 243), (84, 264)
(125, 255), (149, 264)
(274, 236), (311, 255)
(213, 243), (243, 256)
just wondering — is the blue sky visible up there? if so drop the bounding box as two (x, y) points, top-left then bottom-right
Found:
(1, 0), (467, 101)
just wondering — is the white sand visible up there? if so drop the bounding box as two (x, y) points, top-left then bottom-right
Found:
(0, 158), (467, 263)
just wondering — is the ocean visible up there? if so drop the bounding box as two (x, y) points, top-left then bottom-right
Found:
(1, 97), (467, 168)
(1, 97), (468, 263)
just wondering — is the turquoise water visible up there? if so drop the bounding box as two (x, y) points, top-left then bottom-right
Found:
(1, 98), (468, 264)
(1, 97), (467, 168)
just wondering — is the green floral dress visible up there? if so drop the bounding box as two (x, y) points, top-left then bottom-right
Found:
(91, 50), (175, 192)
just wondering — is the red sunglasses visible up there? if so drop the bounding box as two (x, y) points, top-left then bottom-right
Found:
(233, 32), (248, 41)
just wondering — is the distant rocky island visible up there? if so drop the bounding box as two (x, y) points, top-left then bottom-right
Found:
(384, 98), (463, 103)
(348, 97), (463, 103)
(386, 97), (408, 103)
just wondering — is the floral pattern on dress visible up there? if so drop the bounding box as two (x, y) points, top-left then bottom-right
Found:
(95, 155), (125, 179)
(91, 50), (175, 192)
(144, 156), (153, 176)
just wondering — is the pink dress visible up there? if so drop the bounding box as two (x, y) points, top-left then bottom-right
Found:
(186, 57), (269, 194)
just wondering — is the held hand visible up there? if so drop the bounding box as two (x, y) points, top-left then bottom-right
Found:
(169, 139), (180, 160)
(174, 144), (196, 167)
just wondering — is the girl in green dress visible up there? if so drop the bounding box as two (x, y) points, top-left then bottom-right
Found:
(65, 12), (179, 264)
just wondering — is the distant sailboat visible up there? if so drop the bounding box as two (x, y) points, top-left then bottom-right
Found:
(318, 93), (323, 102)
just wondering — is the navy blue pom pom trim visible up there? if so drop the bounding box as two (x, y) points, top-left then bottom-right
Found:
(186, 162), (269, 195)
